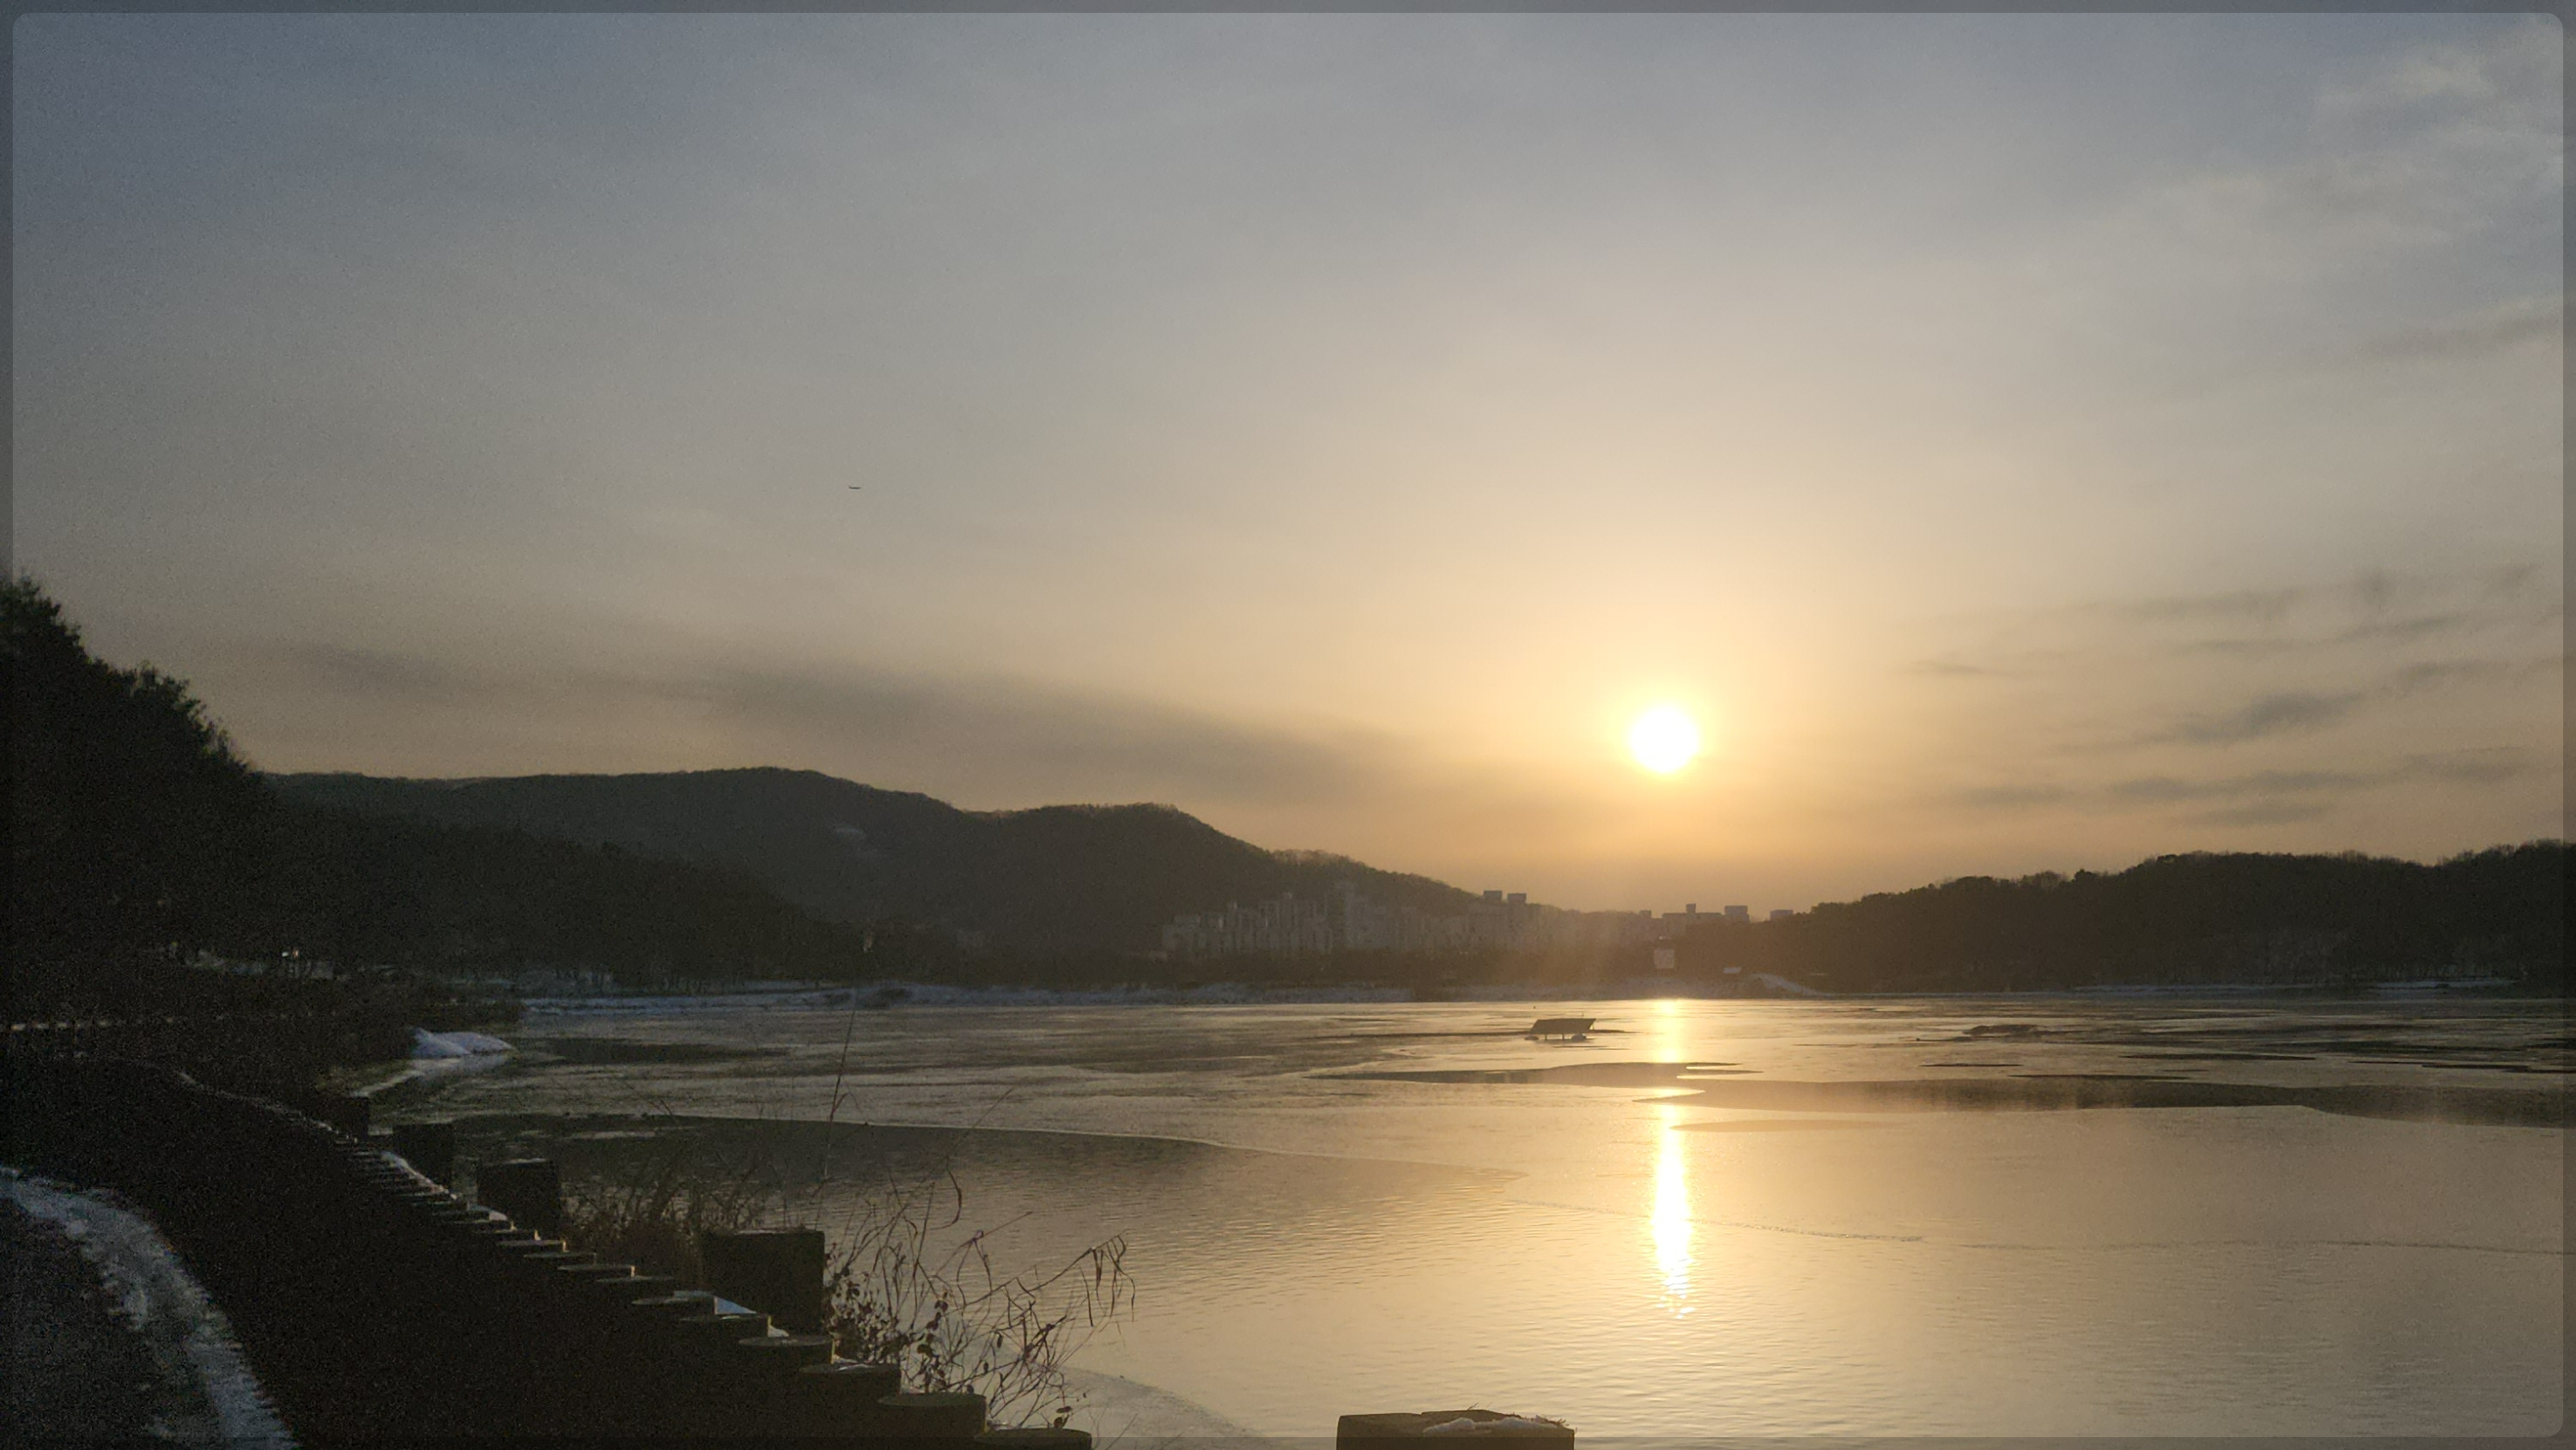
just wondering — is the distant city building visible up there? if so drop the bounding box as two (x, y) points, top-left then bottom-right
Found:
(1653, 902), (1701, 939)
(1723, 905), (1751, 921)
(1157, 882), (1664, 959)
(1769, 908), (1795, 922)
(1158, 891), (1332, 958)
(1335, 880), (1405, 951)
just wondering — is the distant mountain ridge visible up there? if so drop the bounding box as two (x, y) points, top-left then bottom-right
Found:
(268, 767), (1479, 954)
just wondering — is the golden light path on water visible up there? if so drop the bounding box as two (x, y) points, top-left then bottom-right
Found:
(1652, 1103), (1694, 1316)
(1647, 999), (1695, 1315)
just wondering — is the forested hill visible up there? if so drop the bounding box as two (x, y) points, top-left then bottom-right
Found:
(6, 578), (908, 1010)
(270, 769), (1480, 954)
(1681, 845), (2567, 992)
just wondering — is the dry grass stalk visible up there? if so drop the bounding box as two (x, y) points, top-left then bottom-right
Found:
(559, 1121), (775, 1284)
(823, 1168), (1132, 1430)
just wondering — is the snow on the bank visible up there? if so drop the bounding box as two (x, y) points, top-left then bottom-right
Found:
(1056, 1367), (1259, 1442)
(410, 1027), (513, 1058)
(1748, 973), (1827, 997)
(1423, 1416), (1564, 1435)
(1, 1168), (295, 1447)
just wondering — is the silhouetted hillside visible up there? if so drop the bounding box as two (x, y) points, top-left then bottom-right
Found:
(5, 579), (910, 1013)
(8, 578), (276, 985)
(270, 769), (1479, 954)
(1677, 846), (2566, 992)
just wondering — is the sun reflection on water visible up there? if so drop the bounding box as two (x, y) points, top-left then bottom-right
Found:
(1649, 996), (1686, 1062)
(1651, 1101), (1694, 1315)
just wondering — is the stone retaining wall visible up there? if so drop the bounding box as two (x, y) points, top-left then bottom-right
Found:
(3, 1054), (934, 1441)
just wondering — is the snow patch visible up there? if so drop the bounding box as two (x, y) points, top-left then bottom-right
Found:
(410, 1027), (513, 1058)
(1, 1168), (295, 1447)
(1748, 973), (1827, 997)
(1054, 1367), (1257, 1442)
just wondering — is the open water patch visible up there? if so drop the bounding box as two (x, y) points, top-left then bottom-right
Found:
(1673, 1077), (2562, 1125)
(1325, 1062), (1698, 1088)
(1675, 1119), (1893, 1133)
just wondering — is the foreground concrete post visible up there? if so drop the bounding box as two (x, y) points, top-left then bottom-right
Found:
(476, 1158), (562, 1236)
(389, 1120), (457, 1185)
(701, 1228), (828, 1332)
(308, 1093), (372, 1138)
(978, 1429), (1093, 1449)
(791, 1361), (903, 1436)
(673, 1309), (772, 1358)
(879, 1391), (987, 1440)
(591, 1273), (683, 1306)
(733, 1332), (837, 1375)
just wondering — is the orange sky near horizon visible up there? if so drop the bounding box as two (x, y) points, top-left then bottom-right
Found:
(13, 14), (2562, 912)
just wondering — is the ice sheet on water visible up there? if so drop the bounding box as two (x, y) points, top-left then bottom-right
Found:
(522, 981), (1414, 1016)
(892, 980), (1416, 1007)
(523, 991), (842, 1015)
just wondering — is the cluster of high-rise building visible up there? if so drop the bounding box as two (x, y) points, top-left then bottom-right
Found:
(1157, 883), (1798, 959)
(1157, 893), (1338, 958)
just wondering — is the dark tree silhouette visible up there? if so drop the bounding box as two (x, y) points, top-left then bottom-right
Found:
(1677, 846), (2565, 992)
(6, 577), (931, 1021)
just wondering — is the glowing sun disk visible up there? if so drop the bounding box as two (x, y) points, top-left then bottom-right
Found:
(1629, 706), (1701, 774)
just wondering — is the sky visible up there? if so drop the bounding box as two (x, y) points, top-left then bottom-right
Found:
(13, 14), (2564, 913)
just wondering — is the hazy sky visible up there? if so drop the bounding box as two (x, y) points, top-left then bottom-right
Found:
(15, 15), (2563, 912)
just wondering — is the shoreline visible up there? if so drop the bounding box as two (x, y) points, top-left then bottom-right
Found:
(513, 978), (2559, 1015)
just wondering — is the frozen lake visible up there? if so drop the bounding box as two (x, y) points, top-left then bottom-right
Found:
(401, 995), (2565, 1439)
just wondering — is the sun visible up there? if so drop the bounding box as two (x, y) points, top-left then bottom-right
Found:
(1628, 705), (1701, 774)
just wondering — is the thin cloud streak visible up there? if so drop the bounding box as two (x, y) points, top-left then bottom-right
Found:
(261, 642), (1406, 809)
(2165, 691), (2366, 746)
(1950, 749), (2543, 822)
(2149, 658), (2550, 748)
(2353, 295), (2562, 366)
